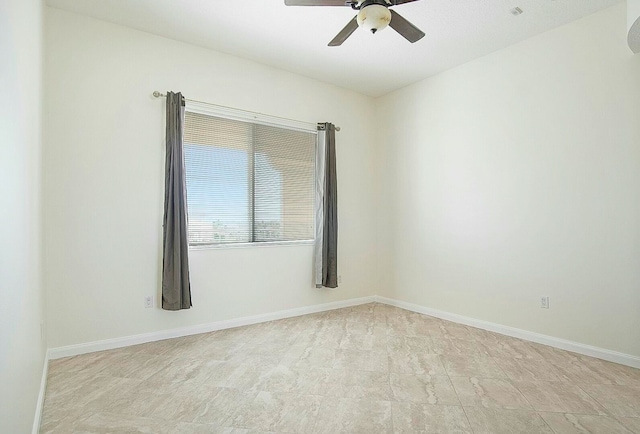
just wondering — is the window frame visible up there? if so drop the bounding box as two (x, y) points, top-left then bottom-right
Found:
(184, 101), (318, 250)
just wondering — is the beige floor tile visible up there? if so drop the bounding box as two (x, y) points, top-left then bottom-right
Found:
(96, 352), (168, 380)
(193, 388), (258, 426)
(389, 373), (459, 405)
(332, 348), (389, 372)
(40, 421), (76, 434)
(386, 317), (424, 337)
(43, 372), (94, 406)
(391, 402), (472, 433)
(70, 412), (180, 433)
(350, 303), (377, 313)
(478, 336), (544, 360)
(527, 342), (582, 364)
(493, 356), (563, 382)
(44, 373), (132, 411)
(578, 358), (640, 387)
(386, 315), (416, 336)
(99, 381), (196, 420)
(306, 329), (348, 350)
(173, 385), (246, 423)
(225, 343), (284, 363)
(579, 383), (640, 417)
(345, 312), (376, 325)
(312, 397), (392, 434)
(230, 391), (321, 433)
(342, 321), (376, 335)
(388, 351), (447, 375)
(463, 407), (552, 434)
(387, 335), (434, 353)
(103, 389), (183, 419)
(176, 337), (248, 361)
(451, 377), (532, 410)
(48, 350), (130, 376)
(225, 350), (283, 369)
(143, 356), (216, 385)
(210, 327), (253, 343)
(442, 354), (507, 378)
(337, 332), (376, 351)
(430, 337), (485, 356)
(617, 417), (640, 433)
(154, 334), (211, 357)
(433, 322), (475, 340)
(316, 308), (351, 321)
(513, 380), (607, 414)
(539, 412), (634, 433)
(172, 423), (253, 434)
(39, 303), (640, 434)
(254, 365), (332, 395)
(281, 346), (335, 369)
(81, 377), (147, 413)
(551, 359), (620, 385)
(197, 361), (262, 391)
(133, 375), (189, 395)
(40, 406), (94, 433)
(225, 366), (265, 391)
(326, 369), (394, 400)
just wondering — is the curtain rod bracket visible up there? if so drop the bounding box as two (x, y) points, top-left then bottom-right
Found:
(317, 123), (341, 132)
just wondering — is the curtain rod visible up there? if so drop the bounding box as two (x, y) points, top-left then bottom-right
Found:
(152, 91), (340, 132)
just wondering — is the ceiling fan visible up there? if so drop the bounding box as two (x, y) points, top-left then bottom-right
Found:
(284, 0), (425, 46)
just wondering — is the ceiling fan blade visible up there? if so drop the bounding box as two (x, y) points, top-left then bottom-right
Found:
(328, 16), (359, 46)
(389, 0), (421, 4)
(389, 9), (425, 43)
(285, 0), (350, 6)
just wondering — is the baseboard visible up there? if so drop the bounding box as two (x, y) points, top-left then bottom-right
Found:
(46, 293), (640, 368)
(375, 295), (640, 369)
(32, 350), (49, 434)
(48, 296), (376, 360)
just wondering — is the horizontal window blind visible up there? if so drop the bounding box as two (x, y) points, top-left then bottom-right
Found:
(183, 111), (316, 246)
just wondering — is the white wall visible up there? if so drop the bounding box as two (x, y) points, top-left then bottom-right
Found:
(0, 0), (46, 432)
(377, 3), (640, 358)
(44, 8), (379, 348)
(44, 2), (640, 362)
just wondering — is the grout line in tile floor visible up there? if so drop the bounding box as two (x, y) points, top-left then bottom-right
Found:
(450, 369), (474, 433)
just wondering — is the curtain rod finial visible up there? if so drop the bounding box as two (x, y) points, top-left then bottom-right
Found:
(153, 91), (163, 98)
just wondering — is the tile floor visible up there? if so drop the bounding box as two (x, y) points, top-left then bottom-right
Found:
(41, 303), (640, 433)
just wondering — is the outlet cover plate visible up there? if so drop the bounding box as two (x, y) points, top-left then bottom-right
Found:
(540, 296), (550, 309)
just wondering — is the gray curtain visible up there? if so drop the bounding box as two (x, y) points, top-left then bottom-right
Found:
(315, 122), (338, 288)
(162, 92), (192, 310)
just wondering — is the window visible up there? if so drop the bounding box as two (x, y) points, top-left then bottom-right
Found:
(183, 110), (316, 246)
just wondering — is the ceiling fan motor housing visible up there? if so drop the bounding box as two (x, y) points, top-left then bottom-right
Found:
(284, 0), (425, 46)
(356, 1), (392, 34)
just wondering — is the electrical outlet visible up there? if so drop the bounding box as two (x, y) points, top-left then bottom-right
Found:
(338, 275), (343, 284)
(540, 296), (550, 309)
(144, 295), (154, 309)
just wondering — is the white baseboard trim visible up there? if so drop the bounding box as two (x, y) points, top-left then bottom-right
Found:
(45, 294), (640, 368)
(32, 350), (49, 434)
(48, 296), (376, 360)
(374, 295), (640, 369)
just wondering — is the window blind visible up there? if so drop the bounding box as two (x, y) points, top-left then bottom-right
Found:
(183, 111), (316, 246)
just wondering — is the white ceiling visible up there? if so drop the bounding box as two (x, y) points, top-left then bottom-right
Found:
(46, 0), (622, 97)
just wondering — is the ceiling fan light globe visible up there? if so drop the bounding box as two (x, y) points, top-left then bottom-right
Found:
(357, 4), (391, 34)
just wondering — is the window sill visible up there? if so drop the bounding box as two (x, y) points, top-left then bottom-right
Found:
(189, 239), (315, 251)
